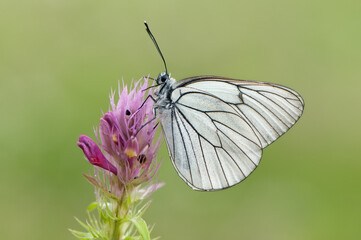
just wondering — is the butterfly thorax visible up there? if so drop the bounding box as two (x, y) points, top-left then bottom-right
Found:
(154, 72), (176, 110)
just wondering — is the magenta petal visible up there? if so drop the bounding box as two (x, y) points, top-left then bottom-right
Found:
(77, 135), (118, 175)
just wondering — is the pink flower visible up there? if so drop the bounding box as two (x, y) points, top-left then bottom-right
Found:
(77, 135), (118, 175)
(77, 77), (161, 192)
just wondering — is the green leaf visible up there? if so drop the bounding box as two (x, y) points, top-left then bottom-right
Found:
(82, 174), (118, 200)
(82, 174), (100, 187)
(74, 217), (90, 231)
(69, 229), (94, 240)
(136, 200), (151, 217)
(73, 217), (102, 239)
(129, 217), (150, 240)
(87, 202), (98, 212)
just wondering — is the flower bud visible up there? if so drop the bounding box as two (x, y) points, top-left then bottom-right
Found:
(77, 135), (117, 175)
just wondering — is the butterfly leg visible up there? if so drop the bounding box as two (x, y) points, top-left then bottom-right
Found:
(130, 94), (158, 120)
(140, 94), (158, 108)
(134, 107), (159, 136)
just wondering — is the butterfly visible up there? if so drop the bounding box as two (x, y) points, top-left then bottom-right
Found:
(144, 22), (304, 191)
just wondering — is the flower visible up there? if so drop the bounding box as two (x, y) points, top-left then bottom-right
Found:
(77, 77), (162, 197)
(73, 77), (163, 240)
(77, 135), (118, 175)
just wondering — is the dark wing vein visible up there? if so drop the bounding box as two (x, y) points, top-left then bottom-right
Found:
(177, 103), (259, 146)
(218, 144), (246, 178)
(214, 146), (230, 186)
(174, 104), (221, 147)
(176, 108), (201, 186)
(211, 115), (260, 146)
(283, 97), (303, 110)
(174, 90), (239, 106)
(173, 108), (193, 185)
(239, 84), (302, 101)
(171, 108), (175, 159)
(198, 135), (214, 190)
(241, 90), (292, 127)
(238, 101), (281, 137)
(257, 91), (298, 121)
(212, 119), (258, 166)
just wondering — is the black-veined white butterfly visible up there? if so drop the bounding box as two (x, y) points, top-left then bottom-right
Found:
(143, 22), (304, 191)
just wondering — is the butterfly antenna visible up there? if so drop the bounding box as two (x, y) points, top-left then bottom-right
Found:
(144, 21), (168, 74)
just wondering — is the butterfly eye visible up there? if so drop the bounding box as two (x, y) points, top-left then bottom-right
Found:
(161, 76), (167, 83)
(125, 109), (131, 116)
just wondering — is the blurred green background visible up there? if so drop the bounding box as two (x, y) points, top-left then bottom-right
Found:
(1, 0), (360, 239)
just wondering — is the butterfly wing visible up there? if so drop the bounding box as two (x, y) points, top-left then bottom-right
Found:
(159, 76), (304, 191)
(175, 76), (305, 147)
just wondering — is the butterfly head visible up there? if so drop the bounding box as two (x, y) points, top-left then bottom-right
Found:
(156, 72), (170, 85)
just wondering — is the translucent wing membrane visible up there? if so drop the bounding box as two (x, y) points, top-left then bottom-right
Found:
(160, 105), (262, 191)
(159, 76), (304, 191)
(177, 77), (305, 147)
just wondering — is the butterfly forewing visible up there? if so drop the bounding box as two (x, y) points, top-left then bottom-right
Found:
(177, 77), (304, 147)
(159, 76), (304, 191)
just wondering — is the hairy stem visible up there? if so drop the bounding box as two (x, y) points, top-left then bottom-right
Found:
(111, 185), (132, 240)
(111, 199), (121, 240)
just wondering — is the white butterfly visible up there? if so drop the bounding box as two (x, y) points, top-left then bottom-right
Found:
(144, 22), (304, 191)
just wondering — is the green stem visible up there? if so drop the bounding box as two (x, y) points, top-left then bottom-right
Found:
(111, 185), (132, 240)
(111, 199), (121, 240)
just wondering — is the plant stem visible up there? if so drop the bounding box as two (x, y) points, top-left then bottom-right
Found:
(111, 199), (121, 240)
(110, 185), (133, 240)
